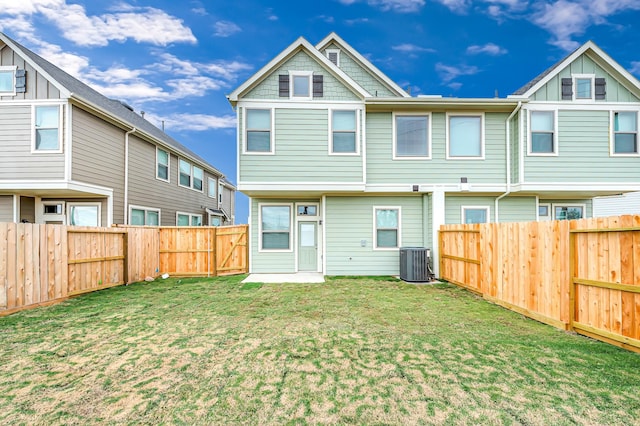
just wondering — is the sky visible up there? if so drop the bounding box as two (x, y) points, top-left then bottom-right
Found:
(1, 0), (640, 224)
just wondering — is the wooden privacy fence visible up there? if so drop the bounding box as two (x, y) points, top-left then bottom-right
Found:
(440, 215), (640, 352)
(0, 223), (248, 316)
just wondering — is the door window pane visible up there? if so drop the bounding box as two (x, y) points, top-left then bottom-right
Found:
(449, 116), (481, 157)
(300, 223), (315, 247)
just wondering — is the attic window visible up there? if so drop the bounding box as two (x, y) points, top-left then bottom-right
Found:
(326, 49), (340, 66)
(0, 66), (16, 94)
(283, 71), (322, 100)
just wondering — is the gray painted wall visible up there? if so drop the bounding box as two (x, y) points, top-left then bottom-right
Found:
(0, 195), (13, 222)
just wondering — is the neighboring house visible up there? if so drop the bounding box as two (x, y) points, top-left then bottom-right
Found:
(0, 32), (235, 227)
(227, 33), (640, 276)
(594, 191), (640, 217)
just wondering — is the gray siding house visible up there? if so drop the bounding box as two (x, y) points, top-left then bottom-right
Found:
(228, 33), (640, 277)
(0, 32), (235, 227)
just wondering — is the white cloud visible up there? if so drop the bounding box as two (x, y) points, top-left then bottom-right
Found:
(466, 43), (507, 55)
(392, 43), (436, 53)
(435, 0), (470, 13)
(630, 61), (640, 76)
(191, 7), (207, 16)
(338, 0), (425, 12)
(146, 112), (237, 131)
(317, 15), (335, 23)
(448, 82), (463, 90)
(0, 0), (61, 15)
(345, 17), (370, 25)
(435, 63), (480, 82)
(213, 21), (241, 37)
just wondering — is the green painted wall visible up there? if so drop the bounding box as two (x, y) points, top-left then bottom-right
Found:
(325, 195), (426, 275)
(531, 54), (639, 102)
(366, 112), (508, 184)
(245, 51), (360, 101)
(524, 110), (640, 182)
(445, 195), (537, 224)
(239, 108), (364, 183)
(250, 198), (297, 273)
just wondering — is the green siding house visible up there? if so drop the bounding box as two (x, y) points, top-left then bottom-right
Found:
(228, 33), (640, 277)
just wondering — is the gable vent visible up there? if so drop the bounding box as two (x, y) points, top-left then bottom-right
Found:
(326, 49), (340, 67)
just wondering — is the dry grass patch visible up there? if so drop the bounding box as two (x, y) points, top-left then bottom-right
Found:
(0, 275), (639, 425)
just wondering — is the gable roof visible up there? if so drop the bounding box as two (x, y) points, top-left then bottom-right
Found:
(0, 32), (224, 178)
(510, 40), (640, 99)
(227, 36), (371, 103)
(315, 32), (410, 98)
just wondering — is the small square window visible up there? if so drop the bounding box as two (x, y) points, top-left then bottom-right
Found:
(462, 207), (489, 224)
(293, 75), (310, 97)
(576, 78), (592, 99)
(538, 205), (549, 217)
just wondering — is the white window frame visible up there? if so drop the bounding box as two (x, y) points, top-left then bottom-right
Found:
(31, 103), (63, 153)
(243, 107), (275, 155)
(610, 110), (640, 157)
(393, 112), (431, 160)
(208, 177), (217, 199)
(289, 71), (313, 100)
(461, 206), (490, 224)
(537, 202), (551, 221)
(573, 74), (595, 101)
(177, 158), (203, 192)
(156, 147), (170, 182)
(373, 206), (401, 251)
(552, 204), (586, 221)
(42, 201), (65, 223)
(446, 113), (485, 159)
(328, 109), (359, 156)
(258, 203), (293, 253)
(0, 65), (17, 96)
(67, 202), (101, 227)
(527, 108), (559, 156)
(297, 203), (319, 217)
(209, 214), (223, 226)
(176, 211), (203, 226)
(326, 49), (340, 66)
(129, 205), (161, 226)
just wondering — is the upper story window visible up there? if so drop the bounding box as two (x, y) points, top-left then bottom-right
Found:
(326, 49), (340, 66)
(178, 159), (203, 191)
(331, 110), (357, 154)
(394, 114), (429, 159)
(33, 104), (61, 152)
(292, 71), (312, 98)
(462, 206), (489, 224)
(575, 77), (593, 99)
(374, 207), (401, 250)
(156, 147), (169, 181)
(447, 114), (483, 159)
(562, 75), (605, 101)
(245, 108), (273, 153)
(208, 177), (217, 199)
(530, 110), (556, 155)
(0, 66), (16, 94)
(612, 111), (638, 155)
(279, 72), (323, 99)
(130, 206), (160, 226)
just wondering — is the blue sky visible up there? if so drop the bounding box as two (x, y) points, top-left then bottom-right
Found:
(1, 0), (640, 223)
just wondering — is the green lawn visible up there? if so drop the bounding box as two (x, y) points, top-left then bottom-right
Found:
(0, 276), (638, 425)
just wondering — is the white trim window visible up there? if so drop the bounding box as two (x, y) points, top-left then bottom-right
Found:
(529, 110), (557, 155)
(573, 74), (594, 100)
(177, 212), (203, 226)
(612, 111), (638, 155)
(208, 177), (217, 199)
(130, 206), (160, 226)
(330, 109), (357, 154)
(374, 207), (401, 250)
(393, 113), (430, 159)
(538, 203), (551, 221)
(33, 104), (62, 152)
(259, 204), (292, 251)
(326, 49), (340, 66)
(156, 147), (170, 181)
(67, 202), (101, 226)
(447, 114), (484, 159)
(245, 108), (273, 153)
(462, 206), (489, 224)
(0, 65), (16, 95)
(290, 71), (313, 100)
(178, 159), (203, 191)
(554, 204), (585, 220)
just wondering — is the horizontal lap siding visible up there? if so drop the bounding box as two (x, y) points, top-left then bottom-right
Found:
(250, 198), (296, 273)
(0, 196), (13, 222)
(0, 105), (65, 179)
(325, 196), (424, 275)
(366, 112), (507, 184)
(240, 108), (363, 182)
(525, 110), (640, 182)
(445, 196), (496, 224)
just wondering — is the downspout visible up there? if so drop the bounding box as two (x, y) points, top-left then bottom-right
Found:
(123, 128), (136, 225)
(495, 101), (522, 222)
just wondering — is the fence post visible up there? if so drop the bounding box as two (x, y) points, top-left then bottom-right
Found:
(123, 230), (129, 285)
(211, 227), (218, 277)
(568, 223), (576, 332)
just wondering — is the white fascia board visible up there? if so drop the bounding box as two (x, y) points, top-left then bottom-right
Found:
(315, 32), (410, 98)
(238, 182), (366, 192)
(520, 41), (640, 99)
(0, 180), (113, 196)
(365, 183), (508, 193)
(227, 36), (370, 102)
(0, 33), (72, 98)
(514, 182), (640, 192)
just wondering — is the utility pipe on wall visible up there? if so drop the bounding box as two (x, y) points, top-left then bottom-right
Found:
(495, 101), (522, 222)
(123, 128), (136, 225)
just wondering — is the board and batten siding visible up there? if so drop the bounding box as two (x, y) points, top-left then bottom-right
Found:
(240, 108), (364, 183)
(366, 112), (507, 184)
(530, 54), (639, 102)
(0, 104), (65, 180)
(250, 198), (297, 273)
(127, 136), (220, 226)
(322, 43), (396, 98)
(244, 51), (360, 101)
(325, 195), (425, 275)
(71, 106), (125, 222)
(0, 195), (13, 222)
(0, 44), (61, 101)
(524, 110), (640, 182)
